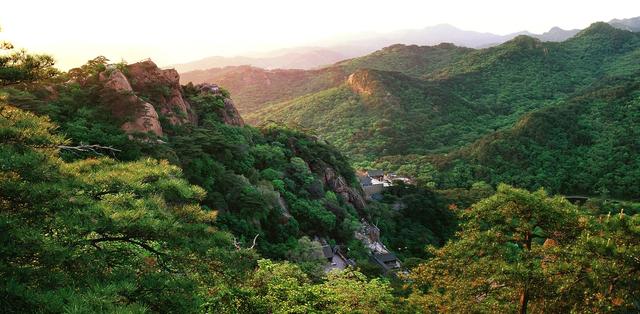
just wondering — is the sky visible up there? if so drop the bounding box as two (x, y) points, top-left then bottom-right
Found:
(1, 0), (639, 70)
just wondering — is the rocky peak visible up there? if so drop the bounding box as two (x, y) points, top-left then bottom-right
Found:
(346, 69), (386, 97)
(98, 68), (163, 137)
(97, 59), (246, 136)
(126, 60), (196, 125)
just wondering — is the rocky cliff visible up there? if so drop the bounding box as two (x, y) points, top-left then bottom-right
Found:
(98, 68), (163, 136)
(126, 60), (197, 126)
(321, 167), (366, 211)
(346, 69), (388, 97)
(98, 59), (244, 136)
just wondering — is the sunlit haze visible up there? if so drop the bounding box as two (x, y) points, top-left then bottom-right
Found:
(2, 0), (639, 69)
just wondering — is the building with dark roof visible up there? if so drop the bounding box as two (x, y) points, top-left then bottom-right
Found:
(321, 244), (334, 261)
(371, 252), (401, 272)
(366, 169), (384, 179)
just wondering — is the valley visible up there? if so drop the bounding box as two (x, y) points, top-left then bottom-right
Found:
(1, 8), (639, 313)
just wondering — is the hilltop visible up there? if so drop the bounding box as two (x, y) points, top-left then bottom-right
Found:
(245, 23), (640, 165)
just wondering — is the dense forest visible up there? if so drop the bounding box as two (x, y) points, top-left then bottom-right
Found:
(245, 23), (640, 200)
(1, 21), (639, 313)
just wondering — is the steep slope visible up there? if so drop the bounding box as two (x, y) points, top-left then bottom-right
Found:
(247, 69), (486, 160)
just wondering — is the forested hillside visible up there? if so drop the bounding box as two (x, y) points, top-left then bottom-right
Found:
(242, 23), (640, 199)
(435, 75), (640, 198)
(1, 17), (639, 313)
(179, 43), (475, 114)
(1, 36), (457, 311)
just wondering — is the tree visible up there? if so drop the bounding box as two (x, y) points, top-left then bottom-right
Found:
(0, 105), (256, 312)
(246, 260), (396, 313)
(0, 27), (58, 86)
(553, 211), (640, 312)
(407, 184), (582, 313)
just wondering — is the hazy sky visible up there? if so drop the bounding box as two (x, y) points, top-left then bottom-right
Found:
(2, 0), (639, 69)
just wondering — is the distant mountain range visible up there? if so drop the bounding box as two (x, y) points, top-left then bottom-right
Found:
(609, 16), (640, 31)
(170, 17), (637, 72)
(169, 47), (347, 73)
(227, 22), (640, 197)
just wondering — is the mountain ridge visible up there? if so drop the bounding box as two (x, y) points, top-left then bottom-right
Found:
(172, 17), (638, 73)
(244, 22), (640, 167)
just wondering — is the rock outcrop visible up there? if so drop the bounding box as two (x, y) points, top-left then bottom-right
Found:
(346, 69), (386, 97)
(126, 60), (196, 125)
(121, 102), (163, 136)
(220, 98), (245, 127)
(97, 59), (246, 137)
(99, 68), (163, 136)
(321, 167), (366, 211)
(194, 83), (245, 126)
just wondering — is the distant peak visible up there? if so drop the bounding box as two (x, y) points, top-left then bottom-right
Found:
(576, 22), (620, 37)
(509, 34), (542, 45)
(427, 23), (461, 31)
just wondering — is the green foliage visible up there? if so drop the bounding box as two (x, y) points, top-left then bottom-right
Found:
(435, 75), (640, 198)
(336, 43), (473, 77)
(0, 105), (257, 312)
(0, 50), (58, 86)
(247, 24), (640, 200)
(407, 184), (639, 312)
(242, 260), (396, 313)
(365, 183), (457, 260)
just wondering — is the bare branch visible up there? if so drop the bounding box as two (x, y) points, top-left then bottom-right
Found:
(232, 234), (259, 250)
(58, 144), (122, 156)
(250, 234), (259, 249)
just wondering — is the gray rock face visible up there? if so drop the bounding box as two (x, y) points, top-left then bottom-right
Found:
(321, 167), (366, 211)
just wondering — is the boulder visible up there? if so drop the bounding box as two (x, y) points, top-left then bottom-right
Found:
(121, 102), (163, 136)
(99, 69), (132, 91)
(99, 69), (163, 136)
(127, 60), (196, 125)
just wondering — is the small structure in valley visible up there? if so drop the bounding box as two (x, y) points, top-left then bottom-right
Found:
(318, 238), (356, 273)
(355, 220), (402, 273)
(371, 252), (401, 272)
(366, 169), (384, 180)
(359, 169), (413, 200)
